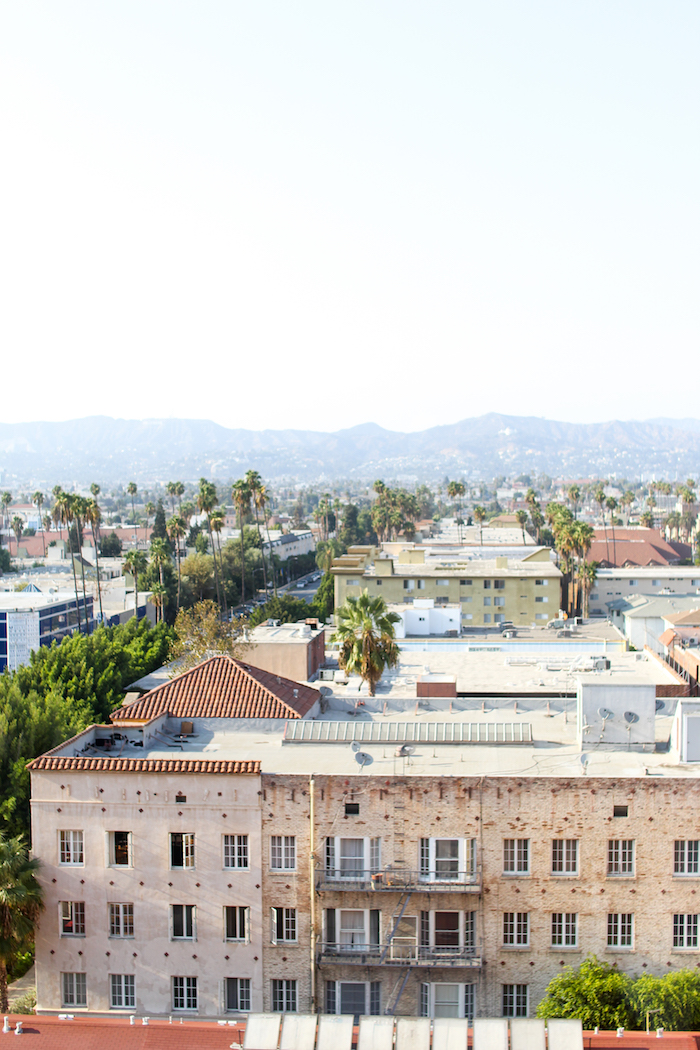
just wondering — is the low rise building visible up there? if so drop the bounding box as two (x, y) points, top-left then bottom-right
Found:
(245, 620), (326, 682)
(590, 567), (700, 616)
(0, 591), (94, 672)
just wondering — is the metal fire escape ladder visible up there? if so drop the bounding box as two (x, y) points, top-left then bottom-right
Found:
(379, 891), (413, 964)
(385, 968), (412, 1015)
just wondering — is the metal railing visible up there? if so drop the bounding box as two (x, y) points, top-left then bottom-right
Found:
(317, 941), (482, 968)
(316, 868), (481, 892)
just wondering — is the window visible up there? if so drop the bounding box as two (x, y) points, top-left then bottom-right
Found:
(483, 581), (492, 589)
(628, 580), (637, 587)
(60, 831), (83, 865)
(375, 580), (382, 586)
(173, 976), (198, 1011)
(535, 596), (548, 603)
(60, 901), (85, 937)
(271, 979), (297, 1013)
(608, 840), (634, 876)
(420, 983), (474, 1020)
(494, 580), (505, 590)
(613, 805), (629, 817)
(403, 580), (414, 591)
(271, 907), (297, 943)
(108, 831), (131, 866)
(224, 835), (249, 870)
(483, 597), (492, 606)
(674, 914), (699, 949)
(675, 840), (699, 875)
(62, 972), (87, 1007)
(325, 837), (380, 880)
(435, 912), (460, 949)
(170, 833), (195, 869)
(607, 913), (633, 948)
(225, 906), (248, 942)
(171, 905), (195, 940)
(347, 579), (359, 587)
(503, 839), (530, 875)
(420, 838), (475, 882)
(344, 802), (360, 816)
(494, 596), (505, 606)
(551, 913), (578, 947)
(110, 974), (135, 1009)
(535, 579), (548, 586)
(483, 614), (492, 623)
(109, 903), (134, 938)
(465, 911), (476, 950)
(502, 984), (528, 1017)
(652, 580), (660, 587)
(535, 613), (548, 620)
(175, 793), (187, 803)
(226, 978), (251, 1012)
(325, 981), (380, 1016)
(552, 839), (578, 875)
(494, 614), (505, 623)
(460, 580), (472, 586)
(436, 579), (449, 587)
(271, 836), (296, 871)
(503, 912), (529, 947)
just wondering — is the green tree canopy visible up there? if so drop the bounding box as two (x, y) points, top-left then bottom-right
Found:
(536, 956), (636, 1030)
(0, 834), (43, 1011)
(333, 589), (400, 696)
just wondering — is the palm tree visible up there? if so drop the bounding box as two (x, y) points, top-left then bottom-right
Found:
(515, 509), (529, 544)
(145, 501), (155, 535)
(166, 516), (187, 611)
(150, 582), (166, 623)
(32, 492), (45, 555)
(620, 490), (635, 526)
(0, 493), (11, 549)
(257, 483), (276, 597)
(166, 481), (178, 516)
(209, 510), (228, 616)
(567, 485), (581, 520)
(123, 549), (147, 620)
(473, 505), (486, 545)
(10, 517), (24, 551)
(593, 485), (609, 562)
(640, 511), (655, 529)
(126, 482), (138, 526)
(605, 496), (618, 566)
(72, 496), (91, 632)
(579, 561), (599, 619)
(246, 470), (268, 593)
(85, 497), (105, 624)
(333, 590), (401, 696)
(197, 479), (223, 611)
(232, 479), (252, 605)
(173, 481), (185, 514)
(0, 834), (44, 1012)
(52, 490), (83, 635)
(150, 537), (170, 589)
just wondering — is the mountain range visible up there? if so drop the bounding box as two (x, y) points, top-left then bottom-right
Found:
(0, 414), (699, 486)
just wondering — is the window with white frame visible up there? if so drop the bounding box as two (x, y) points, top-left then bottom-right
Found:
(494, 580), (505, 590)
(420, 838), (475, 882)
(272, 979), (297, 1013)
(503, 839), (530, 875)
(503, 912), (529, 947)
(271, 907), (297, 944)
(420, 983), (474, 1019)
(62, 972), (87, 1007)
(535, 579), (548, 587)
(494, 597), (505, 606)
(226, 978), (251, 1012)
(420, 910), (474, 953)
(173, 976), (198, 1011)
(436, 579), (449, 587)
(270, 835), (296, 871)
(325, 837), (380, 880)
(674, 840), (699, 875)
(535, 596), (548, 603)
(108, 831), (131, 867)
(607, 913), (633, 948)
(483, 614), (492, 623)
(483, 596), (492, 606)
(502, 984), (528, 1017)
(60, 901), (85, 937)
(110, 974), (135, 1009)
(551, 913), (578, 947)
(170, 833), (195, 869)
(325, 981), (380, 1016)
(59, 830), (83, 865)
(109, 903), (134, 938)
(225, 906), (248, 942)
(608, 840), (634, 876)
(171, 904), (195, 940)
(674, 914), (699, 949)
(403, 580), (415, 591)
(223, 835), (249, 869)
(552, 839), (579, 875)
(325, 908), (380, 952)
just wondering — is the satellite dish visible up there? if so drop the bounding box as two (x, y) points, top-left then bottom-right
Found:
(396, 745), (416, 757)
(624, 711), (639, 724)
(598, 707), (614, 720)
(355, 752), (372, 767)
(351, 741), (361, 752)
(656, 699), (665, 712)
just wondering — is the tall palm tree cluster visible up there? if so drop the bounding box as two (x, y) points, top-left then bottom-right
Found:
(545, 502), (597, 617)
(371, 481), (420, 542)
(50, 487), (105, 632)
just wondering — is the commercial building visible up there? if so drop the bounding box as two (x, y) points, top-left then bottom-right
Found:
(245, 620), (326, 682)
(0, 590), (94, 672)
(331, 546), (562, 630)
(589, 567), (700, 616)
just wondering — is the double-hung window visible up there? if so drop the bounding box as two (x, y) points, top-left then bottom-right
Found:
(503, 912), (529, 947)
(225, 906), (248, 942)
(325, 837), (380, 881)
(674, 914), (699, 949)
(674, 840), (699, 875)
(108, 831), (131, 866)
(420, 838), (475, 883)
(552, 839), (578, 875)
(62, 972), (87, 1007)
(60, 831), (84, 865)
(110, 974), (135, 1009)
(551, 913), (578, 947)
(607, 913), (633, 948)
(109, 903), (134, 938)
(172, 976), (197, 1011)
(271, 979), (297, 1013)
(325, 981), (380, 1016)
(271, 907), (297, 944)
(608, 840), (634, 877)
(420, 983), (475, 1020)
(224, 835), (249, 870)
(270, 836), (296, 871)
(172, 905), (195, 940)
(226, 978), (251, 1013)
(325, 908), (380, 952)
(502, 984), (528, 1017)
(170, 833), (195, 869)
(503, 839), (529, 875)
(60, 902), (85, 937)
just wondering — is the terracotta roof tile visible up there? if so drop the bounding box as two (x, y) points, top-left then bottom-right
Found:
(587, 528), (691, 567)
(111, 655), (321, 723)
(27, 756), (260, 773)
(0, 1015), (245, 1049)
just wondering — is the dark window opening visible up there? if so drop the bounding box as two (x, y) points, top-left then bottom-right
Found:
(345, 802), (360, 816)
(613, 805), (629, 817)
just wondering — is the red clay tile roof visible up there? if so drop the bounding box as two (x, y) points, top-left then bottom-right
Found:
(27, 756), (259, 773)
(587, 528), (691, 567)
(659, 628), (679, 648)
(111, 654), (321, 723)
(0, 1015), (245, 1049)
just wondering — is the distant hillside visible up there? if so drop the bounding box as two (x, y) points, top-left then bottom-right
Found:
(0, 414), (699, 486)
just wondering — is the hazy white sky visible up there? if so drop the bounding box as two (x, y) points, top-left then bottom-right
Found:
(1, 2), (698, 433)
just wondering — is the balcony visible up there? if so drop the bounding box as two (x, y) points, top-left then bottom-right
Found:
(315, 868), (481, 893)
(317, 941), (483, 968)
